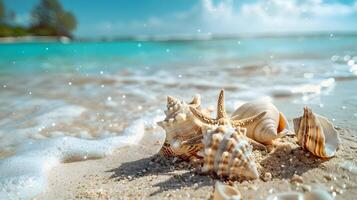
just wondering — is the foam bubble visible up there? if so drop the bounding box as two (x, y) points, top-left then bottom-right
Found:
(0, 112), (164, 199)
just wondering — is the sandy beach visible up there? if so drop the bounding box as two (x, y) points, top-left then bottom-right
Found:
(1, 37), (357, 199)
(34, 118), (357, 200)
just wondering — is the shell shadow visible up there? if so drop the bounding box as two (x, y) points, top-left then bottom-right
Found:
(259, 143), (327, 179)
(106, 155), (211, 196)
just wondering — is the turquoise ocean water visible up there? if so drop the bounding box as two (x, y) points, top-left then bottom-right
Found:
(1, 35), (357, 74)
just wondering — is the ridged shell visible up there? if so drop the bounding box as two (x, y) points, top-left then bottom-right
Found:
(202, 125), (259, 180)
(157, 95), (206, 161)
(293, 107), (339, 158)
(231, 100), (290, 144)
(213, 181), (241, 200)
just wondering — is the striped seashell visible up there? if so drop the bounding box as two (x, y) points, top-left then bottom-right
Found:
(157, 95), (206, 161)
(213, 181), (241, 200)
(231, 100), (290, 144)
(201, 124), (259, 180)
(293, 107), (340, 158)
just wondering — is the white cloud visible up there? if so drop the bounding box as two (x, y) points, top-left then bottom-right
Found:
(80, 0), (357, 37)
(202, 0), (357, 34)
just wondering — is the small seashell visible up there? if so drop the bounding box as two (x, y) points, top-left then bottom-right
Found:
(291, 174), (304, 184)
(301, 184), (312, 192)
(266, 192), (304, 200)
(231, 100), (290, 144)
(262, 172), (272, 182)
(202, 125), (259, 180)
(304, 189), (334, 200)
(293, 107), (340, 158)
(213, 181), (241, 200)
(157, 95), (207, 161)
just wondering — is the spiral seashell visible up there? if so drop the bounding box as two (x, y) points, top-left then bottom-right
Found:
(231, 100), (290, 144)
(293, 107), (340, 158)
(157, 95), (206, 161)
(201, 124), (259, 180)
(213, 181), (241, 200)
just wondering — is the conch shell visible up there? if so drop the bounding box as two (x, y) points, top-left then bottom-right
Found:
(213, 181), (241, 200)
(201, 125), (259, 180)
(157, 95), (206, 161)
(231, 100), (290, 144)
(293, 107), (339, 158)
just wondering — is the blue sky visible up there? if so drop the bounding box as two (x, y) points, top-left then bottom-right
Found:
(4, 0), (357, 38)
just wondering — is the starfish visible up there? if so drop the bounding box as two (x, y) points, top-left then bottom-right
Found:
(190, 89), (266, 127)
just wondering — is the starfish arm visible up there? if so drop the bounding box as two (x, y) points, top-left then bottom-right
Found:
(246, 137), (267, 151)
(190, 107), (218, 125)
(230, 111), (267, 127)
(189, 94), (201, 107)
(216, 89), (227, 119)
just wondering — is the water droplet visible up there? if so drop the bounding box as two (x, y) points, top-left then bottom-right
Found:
(319, 103), (324, 108)
(341, 106), (346, 110)
(302, 95), (309, 101)
(197, 29), (201, 33)
(344, 55), (351, 61)
(332, 192), (336, 197)
(68, 82), (72, 86)
(331, 55), (339, 62)
(107, 96), (112, 101)
(138, 105), (143, 110)
(100, 71), (104, 75)
(45, 47), (49, 50)
(347, 60), (355, 66)
(28, 91), (32, 95)
(122, 94), (126, 99)
(304, 73), (314, 79)
(166, 49), (170, 53)
(3, 85), (7, 88)
(178, 74), (182, 78)
(52, 123), (56, 127)
(101, 84), (105, 88)
(137, 43), (142, 47)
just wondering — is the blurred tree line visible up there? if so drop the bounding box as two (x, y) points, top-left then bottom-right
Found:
(0, 0), (77, 38)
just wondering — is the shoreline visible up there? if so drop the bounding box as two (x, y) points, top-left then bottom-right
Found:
(2, 31), (357, 44)
(0, 36), (71, 44)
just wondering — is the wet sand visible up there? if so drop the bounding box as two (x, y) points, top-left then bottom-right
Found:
(36, 122), (357, 200)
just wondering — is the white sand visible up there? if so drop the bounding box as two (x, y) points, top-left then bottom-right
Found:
(35, 125), (357, 200)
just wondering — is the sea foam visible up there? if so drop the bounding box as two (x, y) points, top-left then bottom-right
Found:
(0, 111), (164, 199)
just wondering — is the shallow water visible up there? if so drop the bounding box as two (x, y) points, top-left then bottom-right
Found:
(0, 36), (357, 198)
